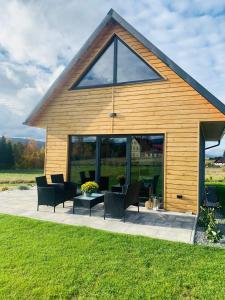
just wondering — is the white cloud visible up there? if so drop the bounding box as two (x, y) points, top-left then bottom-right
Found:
(0, 0), (224, 155)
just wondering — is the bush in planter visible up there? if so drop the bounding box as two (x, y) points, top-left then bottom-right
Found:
(81, 181), (99, 195)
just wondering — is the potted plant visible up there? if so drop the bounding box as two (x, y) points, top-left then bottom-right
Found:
(81, 181), (99, 197)
(116, 175), (126, 186)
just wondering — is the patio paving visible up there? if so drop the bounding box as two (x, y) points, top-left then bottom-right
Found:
(0, 188), (197, 244)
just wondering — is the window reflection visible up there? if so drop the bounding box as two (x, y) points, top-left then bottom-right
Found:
(117, 40), (161, 83)
(101, 137), (127, 189)
(69, 135), (164, 205)
(77, 41), (114, 87)
(131, 135), (163, 198)
(74, 37), (162, 89)
(69, 136), (96, 184)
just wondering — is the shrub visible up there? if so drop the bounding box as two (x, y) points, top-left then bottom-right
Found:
(18, 185), (30, 190)
(81, 181), (99, 194)
(1, 186), (9, 191)
(198, 206), (209, 228)
(199, 206), (223, 243)
(206, 221), (223, 243)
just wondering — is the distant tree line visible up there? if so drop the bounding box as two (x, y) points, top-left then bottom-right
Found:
(0, 136), (45, 169)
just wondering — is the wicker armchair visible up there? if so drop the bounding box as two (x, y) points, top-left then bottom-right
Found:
(36, 176), (67, 212)
(104, 181), (141, 222)
(51, 174), (77, 199)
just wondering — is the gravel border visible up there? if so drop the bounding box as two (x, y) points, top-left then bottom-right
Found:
(194, 209), (225, 249)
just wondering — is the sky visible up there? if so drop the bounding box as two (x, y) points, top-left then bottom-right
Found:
(0, 0), (225, 156)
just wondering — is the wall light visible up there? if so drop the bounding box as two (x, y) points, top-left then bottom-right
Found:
(109, 112), (117, 118)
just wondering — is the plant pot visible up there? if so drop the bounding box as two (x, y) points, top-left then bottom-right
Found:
(152, 197), (159, 211)
(84, 192), (92, 197)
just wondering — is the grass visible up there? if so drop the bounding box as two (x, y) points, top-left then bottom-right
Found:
(0, 169), (43, 190)
(0, 214), (225, 299)
(0, 169), (43, 182)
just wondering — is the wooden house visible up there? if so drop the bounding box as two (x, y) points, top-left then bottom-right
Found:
(24, 9), (225, 214)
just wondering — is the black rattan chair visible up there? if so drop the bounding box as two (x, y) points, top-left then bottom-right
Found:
(36, 176), (67, 212)
(139, 175), (160, 200)
(104, 181), (141, 222)
(80, 171), (90, 184)
(98, 176), (109, 192)
(51, 174), (77, 199)
(89, 170), (96, 181)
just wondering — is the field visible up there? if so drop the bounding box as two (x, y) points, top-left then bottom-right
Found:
(205, 159), (225, 182)
(0, 214), (225, 300)
(0, 169), (43, 189)
(206, 166), (225, 181)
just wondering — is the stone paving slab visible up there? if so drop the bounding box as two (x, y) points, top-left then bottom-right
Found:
(0, 188), (197, 244)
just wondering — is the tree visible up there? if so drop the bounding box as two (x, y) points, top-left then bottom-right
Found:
(13, 142), (26, 168)
(5, 140), (14, 168)
(0, 136), (14, 169)
(19, 140), (44, 169)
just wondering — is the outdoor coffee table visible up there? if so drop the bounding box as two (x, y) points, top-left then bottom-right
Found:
(72, 193), (104, 216)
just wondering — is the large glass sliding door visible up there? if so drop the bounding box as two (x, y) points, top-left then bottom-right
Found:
(100, 137), (127, 189)
(131, 135), (164, 197)
(69, 134), (164, 200)
(69, 136), (96, 184)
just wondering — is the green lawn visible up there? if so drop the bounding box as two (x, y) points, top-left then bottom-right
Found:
(0, 215), (225, 299)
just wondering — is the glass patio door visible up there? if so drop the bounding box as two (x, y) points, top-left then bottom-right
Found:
(131, 135), (164, 201)
(69, 136), (96, 185)
(100, 137), (127, 190)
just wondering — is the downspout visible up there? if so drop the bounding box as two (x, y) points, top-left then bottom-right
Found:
(205, 140), (220, 150)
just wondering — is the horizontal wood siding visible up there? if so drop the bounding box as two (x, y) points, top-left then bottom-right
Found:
(34, 22), (225, 214)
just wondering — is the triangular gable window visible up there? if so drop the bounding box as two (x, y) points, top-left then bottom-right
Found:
(72, 36), (162, 89)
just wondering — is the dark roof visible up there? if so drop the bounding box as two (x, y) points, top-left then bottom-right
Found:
(24, 8), (225, 125)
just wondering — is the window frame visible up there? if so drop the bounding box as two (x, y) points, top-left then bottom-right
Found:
(70, 35), (164, 90)
(68, 133), (165, 200)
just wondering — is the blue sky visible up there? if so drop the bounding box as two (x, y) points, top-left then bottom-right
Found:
(0, 0), (225, 156)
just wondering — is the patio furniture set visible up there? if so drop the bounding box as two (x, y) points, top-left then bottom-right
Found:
(36, 174), (143, 221)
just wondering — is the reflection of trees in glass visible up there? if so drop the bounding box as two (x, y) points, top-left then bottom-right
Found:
(131, 135), (164, 196)
(101, 137), (127, 189)
(70, 137), (96, 183)
(101, 138), (126, 159)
